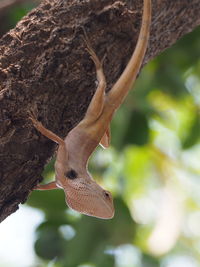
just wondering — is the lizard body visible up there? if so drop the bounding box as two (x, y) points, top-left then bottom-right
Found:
(30, 0), (151, 219)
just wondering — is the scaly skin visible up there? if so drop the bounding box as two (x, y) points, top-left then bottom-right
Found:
(30, 0), (151, 219)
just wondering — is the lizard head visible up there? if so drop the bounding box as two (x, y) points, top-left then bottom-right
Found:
(61, 169), (114, 219)
(54, 132), (114, 219)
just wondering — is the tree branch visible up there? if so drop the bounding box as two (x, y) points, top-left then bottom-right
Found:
(0, 0), (199, 222)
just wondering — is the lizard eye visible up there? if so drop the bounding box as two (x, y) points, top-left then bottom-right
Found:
(103, 190), (111, 199)
(65, 169), (78, 179)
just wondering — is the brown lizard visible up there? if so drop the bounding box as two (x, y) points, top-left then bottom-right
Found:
(30, 0), (151, 219)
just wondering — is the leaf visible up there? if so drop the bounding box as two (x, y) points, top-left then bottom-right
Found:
(182, 113), (200, 149)
(122, 110), (149, 146)
(35, 223), (66, 260)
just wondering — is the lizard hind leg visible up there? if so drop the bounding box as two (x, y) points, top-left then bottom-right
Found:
(99, 125), (111, 148)
(83, 34), (107, 124)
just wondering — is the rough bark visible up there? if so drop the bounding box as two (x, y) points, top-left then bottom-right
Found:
(0, 0), (199, 222)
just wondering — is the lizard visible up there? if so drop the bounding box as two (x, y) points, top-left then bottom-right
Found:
(29, 0), (151, 219)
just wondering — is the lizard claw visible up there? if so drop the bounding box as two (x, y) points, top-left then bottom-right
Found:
(28, 110), (38, 124)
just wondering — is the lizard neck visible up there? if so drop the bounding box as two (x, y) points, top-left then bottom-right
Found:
(65, 127), (98, 174)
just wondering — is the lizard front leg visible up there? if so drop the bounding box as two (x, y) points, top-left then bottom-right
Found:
(30, 116), (65, 190)
(34, 181), (58, 190)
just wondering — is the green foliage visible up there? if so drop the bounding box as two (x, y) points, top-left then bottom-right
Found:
(35, 223), (66, 260)
(119, 110), (149, 147)
(182, 111), (200, 149)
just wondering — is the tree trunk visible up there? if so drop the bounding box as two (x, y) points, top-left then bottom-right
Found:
(0, 0), (199, 222)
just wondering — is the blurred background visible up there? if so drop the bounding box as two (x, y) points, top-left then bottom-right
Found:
(1, 1), (200, 267)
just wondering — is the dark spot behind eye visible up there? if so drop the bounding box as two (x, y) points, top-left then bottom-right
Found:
(65, 169), (78, 179)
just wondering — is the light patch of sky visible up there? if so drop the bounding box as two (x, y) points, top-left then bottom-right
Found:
(106, 244), (142, 267)
(0, 205), (44, 267)
(131, 191), (159, 224)
(161, 255), (199, 267)
(115, 244), (142, 267)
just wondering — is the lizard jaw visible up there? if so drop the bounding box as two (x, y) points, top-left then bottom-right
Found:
(62, 178), (114, 219)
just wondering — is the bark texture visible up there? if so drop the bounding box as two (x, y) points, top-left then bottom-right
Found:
(0, 0), (200, 222)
